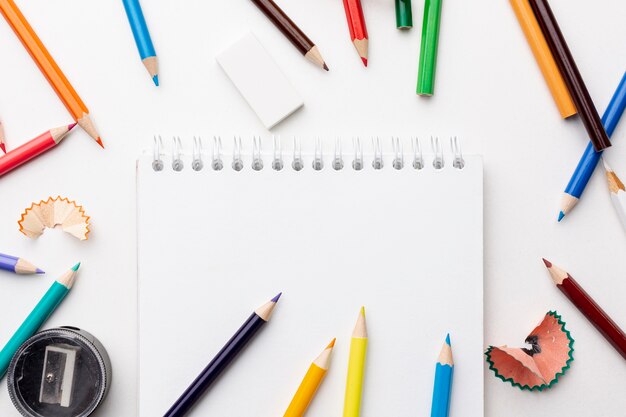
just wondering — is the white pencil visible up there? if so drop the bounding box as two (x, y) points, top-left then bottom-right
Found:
(602, 158), (626, 231)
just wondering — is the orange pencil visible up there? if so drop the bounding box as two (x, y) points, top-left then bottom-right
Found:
(509, 0), (576, 119)
(284, 339), (336, 417)
(0, 0), (103, 148)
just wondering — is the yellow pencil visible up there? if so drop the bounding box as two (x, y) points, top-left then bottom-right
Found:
(343, 307), (368, 417)
(283, 339), (336, 417)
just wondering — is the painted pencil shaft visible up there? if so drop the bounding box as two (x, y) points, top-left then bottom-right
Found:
(0, 253), (43, 274)
(0, 263), (79, 378)
(544, 260), (626, 360)
(395, 0), (413, 29)
(417, 0), (443, 96)
(0, 0), (102, 146)
(343, 308), (367, 417)
(343, 0), (369, 66)
(528, 0), (610, 151)
(431, 335), (453, 417)
(284, 339), (335, 417)
(0, 124), (75, 177)
(122, 0), (159, 85)
(509, 0), (576, 118)
(251, 0), (328, 70)
(559, 72), (626, 220)
(164, 295), (280, 417)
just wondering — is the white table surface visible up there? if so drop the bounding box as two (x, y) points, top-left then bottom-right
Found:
(0, 0), (625, 416)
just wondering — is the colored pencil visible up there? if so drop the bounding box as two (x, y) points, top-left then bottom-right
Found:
(528, 0), (610, 152)
(543, 259), (626, 360)
(601, 159), (626, 232)
(559, 73), (626, 221)
(0, 124), (77, 178)
(283, 338), (336, 417)
(0, 253), (44, 275)
(0, 0), (103, 148)
(343, 307), (367, 417)
(164, 294), (282, 417)
(416, 0), (443, 96)
(122, 0), (159, 86)
(0, 119), (5, 153)
(395, 0), (413, 30)
(250, 0), (328, 71)
(0, 262), (80, 378)
(430, 334), (454, 417)
(509, 0), (576, 119)
(342, 0), (369, 66)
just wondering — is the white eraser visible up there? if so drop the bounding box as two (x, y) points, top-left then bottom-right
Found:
(216, 32), (304, 129)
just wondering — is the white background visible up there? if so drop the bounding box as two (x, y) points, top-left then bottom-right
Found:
(0, 0), (624, 416)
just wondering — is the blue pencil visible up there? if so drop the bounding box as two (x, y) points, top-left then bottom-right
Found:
(122, 0), (159, 86)
(430, 334), (453, 417)
(559, 72), (626, 221)
(0, 253), (43, 275)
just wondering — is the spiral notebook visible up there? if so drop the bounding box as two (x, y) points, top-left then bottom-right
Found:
(137, 137), (484, 417)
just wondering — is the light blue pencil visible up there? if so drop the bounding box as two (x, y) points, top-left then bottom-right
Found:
(430, 334), (453, 417)
(122, 0), (159, 86)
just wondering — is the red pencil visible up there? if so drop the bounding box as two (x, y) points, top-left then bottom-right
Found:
(0, 123), (76, 177)
(342, 0), (368, 66)
(0, 119), (6, 153)
(543, 259), (626, 360)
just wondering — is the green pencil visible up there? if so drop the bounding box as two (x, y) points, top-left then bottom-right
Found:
(395, 0), (413, 29)
(0, 262), (80, 378)
(417, 0), (443, 96)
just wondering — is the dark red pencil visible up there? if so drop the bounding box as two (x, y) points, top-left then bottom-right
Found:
(0, 123), (76, 177)
(528, 0), (611, 152)
(543, 259), (626, 360)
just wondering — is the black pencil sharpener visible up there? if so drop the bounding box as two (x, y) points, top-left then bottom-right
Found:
(7, 326), (111, 417)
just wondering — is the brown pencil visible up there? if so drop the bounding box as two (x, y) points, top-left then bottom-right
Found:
(250, 0), (329, 71)
(528, 0), (610, 151)
(543, 259), (626, 360)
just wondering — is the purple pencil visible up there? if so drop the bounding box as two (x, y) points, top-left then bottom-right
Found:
(163, 293), (282, 417)
(0, 252), (44, 275)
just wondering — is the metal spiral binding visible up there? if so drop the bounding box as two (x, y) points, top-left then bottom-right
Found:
(272, 136), (284, 171)
(151, 136), (468, 172)
(192, 136), (204, 171)
(172, 137), (184, 172)
(212, 136), (224, 171)
(152, 135), (164, 171)
(232, 136), (243, 171)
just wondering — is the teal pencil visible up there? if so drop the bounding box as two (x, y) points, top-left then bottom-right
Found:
(0, 262), (80, 378)
(430, 334), (453, 417)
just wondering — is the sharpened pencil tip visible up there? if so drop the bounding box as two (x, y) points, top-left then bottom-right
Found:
(96, 137), (104, 149)
(445, 333), (451, 346)
(36, 268), (45, 274)
(542, 258), (552, 268)
(68, 122), (78, 130)
(153, 75), (159, 87)
(327, 338), (336, 348)
(0, 143), (5, 153)
(361, 57), (368, 67)
(323, 63), (329, 71)
(557, 211), (565, 222)
(271, 292), (282, 302)
(71, 262), (81, 271)
(360, 306), (365, 316)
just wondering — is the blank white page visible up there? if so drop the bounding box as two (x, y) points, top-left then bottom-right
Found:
(137, 142), (483, 417)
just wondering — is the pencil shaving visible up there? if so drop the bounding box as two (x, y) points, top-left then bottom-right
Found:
(18, 196), (90, 240)
(485, 311), (574, 391)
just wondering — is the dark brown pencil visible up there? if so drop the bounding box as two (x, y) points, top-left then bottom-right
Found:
(528, 0), (611, 152)
(251, 0), (328, 71)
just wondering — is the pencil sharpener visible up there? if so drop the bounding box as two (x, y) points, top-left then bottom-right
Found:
(7, 327), (112, 417)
